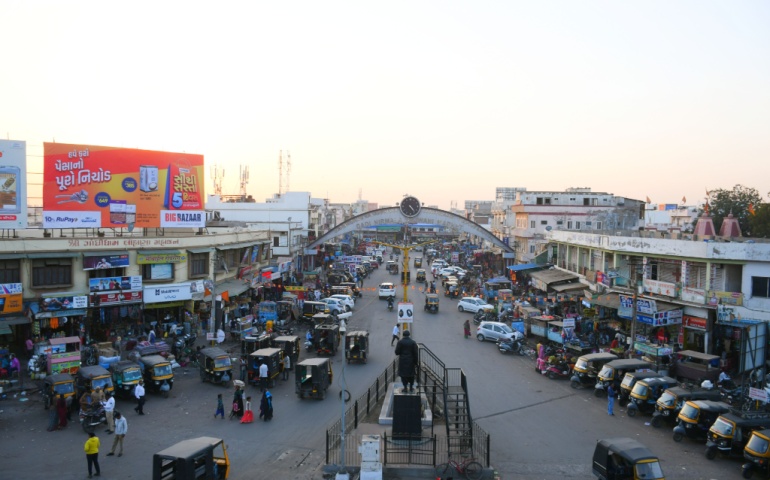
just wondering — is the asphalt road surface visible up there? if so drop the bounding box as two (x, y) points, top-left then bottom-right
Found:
(0, 260), (741, 479)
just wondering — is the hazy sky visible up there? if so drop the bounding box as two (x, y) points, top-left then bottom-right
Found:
(2, 1), (769, 210)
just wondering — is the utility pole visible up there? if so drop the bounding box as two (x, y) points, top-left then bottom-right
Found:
(628, 262), (641, 354)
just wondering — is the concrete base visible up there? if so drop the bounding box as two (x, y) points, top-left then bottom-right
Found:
(378, 382), (432, 427)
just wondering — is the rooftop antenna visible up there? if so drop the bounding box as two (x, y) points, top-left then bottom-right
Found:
(285, 151), (291, 193)
(210, 165), (224, 196)
(278, 150), (283, 196)
(239, 165), (249, 197)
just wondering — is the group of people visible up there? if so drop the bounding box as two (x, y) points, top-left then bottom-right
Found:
(219, 384), (273, 423)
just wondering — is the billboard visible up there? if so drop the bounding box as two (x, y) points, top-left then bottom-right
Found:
(0, 283), (23, 314)
(83, 253), (130, 270)
(43, 143), (204, 228)
(0, 140), (27, 229)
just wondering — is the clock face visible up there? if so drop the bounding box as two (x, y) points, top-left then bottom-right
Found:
(399, 196), (421, 218)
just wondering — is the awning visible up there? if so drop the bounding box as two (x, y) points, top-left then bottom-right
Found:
(508, 263), (541, 272)
(187, 247), (212, 254)
(275, 257), (293, 263)
(0, 253), (26, 260)
(655, 300), (682, 312)
(83, 251), (128, 258)
(530, 269), (579, 286)
(216, 242), (254, 251)
(34, 308), (88, 319)
(592, 293), (621, 310)
(28, 252), (80, 259)
(550, 283), (585, 293)
(0, 316), (30, 326)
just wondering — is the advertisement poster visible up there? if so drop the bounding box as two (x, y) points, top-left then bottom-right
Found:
(0, 283), (23, 314)
(88, 276), (142, 292)
(91, 290), (143, 307)
(43, 143), (204, 228)
(397, 302), (414, 323)
(40, 295), (88, 311)
(0, 140), (27, 229)
(83, 253), (130, 270)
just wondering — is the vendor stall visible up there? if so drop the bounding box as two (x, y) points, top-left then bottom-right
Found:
(633, 342), (674, 376)
(45, 336), (82, 375)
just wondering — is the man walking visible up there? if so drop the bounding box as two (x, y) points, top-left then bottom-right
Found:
(259, 361), (269, 393)
(84, 431), (101, 478)
(134, 380), (146, 415)
(607, 382), (616, 416)
(391, 324), (400, 346)
(282, 352), (291, 381)
(106, 412), (127, 457)
(102, 392), (115, 434)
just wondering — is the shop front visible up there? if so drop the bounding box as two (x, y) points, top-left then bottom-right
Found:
(0, 282), (27, 349)
(681, 307), (711, 353)
(30, 293), (89, 342)
(619, 295), (682, 348)
(88, 275), (144, 340)
(143, 282), (200, 335)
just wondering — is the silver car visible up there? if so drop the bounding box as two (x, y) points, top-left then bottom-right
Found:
(476, 321), (515, 343)
(457, 297), (494, 313)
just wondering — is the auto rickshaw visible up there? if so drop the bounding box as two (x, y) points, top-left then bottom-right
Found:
(302, 301), (330, 321)
(295, 357), (333, 400)
(651, 385), (722, 428)
(619, 371), (663, 406)
(444, 280), (459, 298)
(248, 347), (283, 387)
(277, 300), (299, 322)
(339, 282), (362, 298)
(595, 359), (653, 397)
(110, 360), (143, 398)
(414, 257), (422, 268)
(673, 400), (731, 443)
(75, 365), (115, 398)
(706, 412), (770, 461)
(416, 269), (427, 283)
(627, 376), (677, 417)
(424, 293), (439, 313)
(138, 355), (174, 397)
(571, 352), (618, 390)
(198, 347), (233, 386)
(241, 332), (273, 356)
(41, 373), (75, 410)
(387, 262), (398, 275)
(591, 437), (665, 480)
(742, 428), (770, 478)
(153, 436), (230, 480)
(271, 335), (301, 365)
(313, 324), (340, 356)
(345, 331), (369, 364)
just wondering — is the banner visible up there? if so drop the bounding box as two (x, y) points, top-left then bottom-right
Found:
(90, 290), (143, 307)
(0, 140), (27, 229)
(143, 283), (195, 303)
(0, 283), (23, 314)
(137, 252), (188, 264)
(397, 302), (414, 323)
(43, 143), (205, 228)
(40, 295), (88, 311)
(643, 278), (676, 297)
(83, 253), (130, 270)
(88, 276), (142, 292)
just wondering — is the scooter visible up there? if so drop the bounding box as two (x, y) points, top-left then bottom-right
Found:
(497, 338), (524, 355)
(387, 300), (394, 311)
(540, 362), (572, 380)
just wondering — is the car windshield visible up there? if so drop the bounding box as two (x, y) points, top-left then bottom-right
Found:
(153, 364), (173, 377)
(631, 383), (648, 397)
(92, 377), (113, 389)
(123, 368), (142, 382)
(658, 391), (676, 407)
(621, 375), (636, 388)
(747, 434), (770, 455)
(711, 417), (734, 436)
(214, 357), (232, 369)
(598, 365), (614, 379)
(53, 382), (75, 394)
(680, 403), (699, 421)
(635, 460), (664, 479)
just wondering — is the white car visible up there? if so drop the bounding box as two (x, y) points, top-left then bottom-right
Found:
(476, 321), (516, 343)
(432, 260), (448, 270)
(457, 297), (494, 313)
(322, 298), (347, 315)
(330, 294), (355, 311)
(378, 282), (396, 300)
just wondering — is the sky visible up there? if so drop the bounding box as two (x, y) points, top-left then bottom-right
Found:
(2, 1), (769, 211)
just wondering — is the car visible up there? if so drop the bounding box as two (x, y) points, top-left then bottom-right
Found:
(378, 282), (396, 300)
(476, 321), (515, 343)
(330, 294), (355, 311)
(322, 298), (347, 315)
(431, 260), (448, 269)
(457, 297), (494, 313)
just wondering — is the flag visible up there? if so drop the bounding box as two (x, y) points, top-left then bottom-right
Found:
(749, 203), (756, 216)
(682, 196), (686, 203)
(646, 196), (651, 204)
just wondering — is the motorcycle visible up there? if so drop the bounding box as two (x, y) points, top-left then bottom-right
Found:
(387, 298), (394, 311)
(540, 361), (572, 380)
(473, 310), (495, 325)
(80, 406), (106, 434)
(498, 338), (524, 355)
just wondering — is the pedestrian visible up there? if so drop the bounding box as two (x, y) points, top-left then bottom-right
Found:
(102, 391), (115, 434)
(26, 337), (34, 359)
(282, 352), (291, 381)
(259, 390), (273, 421)
(240, 356), (247, 383)
(391, 324), (400, 346)
(56, 393), (68, 430)
(607, 382), (616, 416)
(92, 386), (105, 405)
(463, 319), (471, 339)
(230, 386), (244, 419)
(214, 393), (225, 419)
(106, 412), (127, 457)
(395, 330), (419, 394)
(134, 380), (145, 415)
(84, 431), (101, 478)
(259, 361), (269, 392)
(240, 396), (254, 424)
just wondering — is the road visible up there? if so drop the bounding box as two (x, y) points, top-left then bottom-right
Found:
(0, 258), (741, 479)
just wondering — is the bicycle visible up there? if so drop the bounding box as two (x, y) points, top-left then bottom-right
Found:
(435, 455), (483, 480)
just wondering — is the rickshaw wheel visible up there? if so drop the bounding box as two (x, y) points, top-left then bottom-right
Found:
(570, 380), (580, 390)
(673, 432), (684, 443)
(706, 446), (717, 460)
(627, 408), (636, 417)
(594, 389), (605, 398)
(651, 415), (662, 428)
(742, 465), (753, 478)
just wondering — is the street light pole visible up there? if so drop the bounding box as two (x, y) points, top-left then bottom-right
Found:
(336, 318), (348, 480)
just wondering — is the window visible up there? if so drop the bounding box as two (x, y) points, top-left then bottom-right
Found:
(540, 220), (548, 225)
(273, 236), (280, 247)
(530, 245), (535, 253)
(576, 221), (581, 229)
(224, 250), (238, 269)
(596, 221), (602, 230)
(567, 221), (573, 229)
(89, 268), (125, 280)
(585, 221), (592, 228)
(142, 264), (174, 281)
(0, 259), (21, 284)
(556, 220), (564, 226)
(752, 277), (770, 298)
(530, 221), (535, 229)
(189, 252), (209, 277)
(32, 258), (72, 287)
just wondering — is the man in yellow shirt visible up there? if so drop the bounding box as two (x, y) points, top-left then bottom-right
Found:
(84, 432), (101, 477)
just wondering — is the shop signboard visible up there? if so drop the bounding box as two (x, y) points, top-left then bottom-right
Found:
(397, 302), (414, 323)
(43, 143), (205, 228)
(137, 251), (188, 264)
(251, 245), (260, 263)
(0, 283), (23, 314)
(619, 295), (658, 319)
(143, 283), (194, 303)
(683, 315), (708, 330)
(643, 278), (676, 297)
(83, 253), (130, 270)
(90, 290), (143, 306)
(681, 286), (706, 304)
(40, 295), (88, 311)
(88, 276), (142, 292)
(708, 290), (743, 306)
(0, 140), (28, 229)
(237, 266), (252, 279)
(637, 309), (682, 326)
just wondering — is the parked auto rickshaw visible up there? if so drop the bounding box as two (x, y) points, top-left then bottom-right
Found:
(595, 359), (653, 397)
(313, 324), (340, 356)
(138, 355), (174, 397)
(416, 269), (427, 283)
(257, 301), (278, 326)
(339, 282), (361, 298)
(387, 262), (398, 275)
(198, 347), (233, 386)
(571, 352), (618, 390)
(444, 281), (459, 298)
(295, 357), (333, 400)
(42, 373), (75, 410)
(241, 332), (274, 356)
(591, 437), (665, 480)
(75, 365), (115, 398)
(619, 371), (663, 406)
(277, 300), (299, 322)
(673, 400), (731, 443)
(627, 376), (678, 417)
(109, 360), (143, 398)
(248, 347), (283, 387)
(271, 335), (301, 365)
(345, 331), (369, 364)
(153, 436), (230, 480)
(705, 412), (770, 461)
(302, 301), (330, 320)
(424, 293), (439, 313)
(742, 428), (770, 478)
(651, 385), (722, 428)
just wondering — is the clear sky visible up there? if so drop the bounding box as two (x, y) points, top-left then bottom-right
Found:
(2, 1), (769, 210)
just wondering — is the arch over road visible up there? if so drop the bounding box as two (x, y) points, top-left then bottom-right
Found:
(307, 207), (513, 253)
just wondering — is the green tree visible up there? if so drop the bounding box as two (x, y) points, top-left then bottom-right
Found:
(749, 203), (770, 238)
(703, 185), (763, 236)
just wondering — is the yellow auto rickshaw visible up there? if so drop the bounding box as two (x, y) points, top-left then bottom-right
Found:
(416, 269), (427, 283)
(153, 436), (230, 479)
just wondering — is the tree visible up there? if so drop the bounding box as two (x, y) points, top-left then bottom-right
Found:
(704, 185), (763, 236)
(749, 203), (770, 238)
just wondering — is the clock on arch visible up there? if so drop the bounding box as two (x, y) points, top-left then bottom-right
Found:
(399, 196), (422, 218)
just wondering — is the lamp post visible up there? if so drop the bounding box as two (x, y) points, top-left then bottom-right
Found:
(336, 318), (348, 480)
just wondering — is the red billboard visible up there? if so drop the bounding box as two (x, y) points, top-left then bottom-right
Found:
(43, 143), (205, 228)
